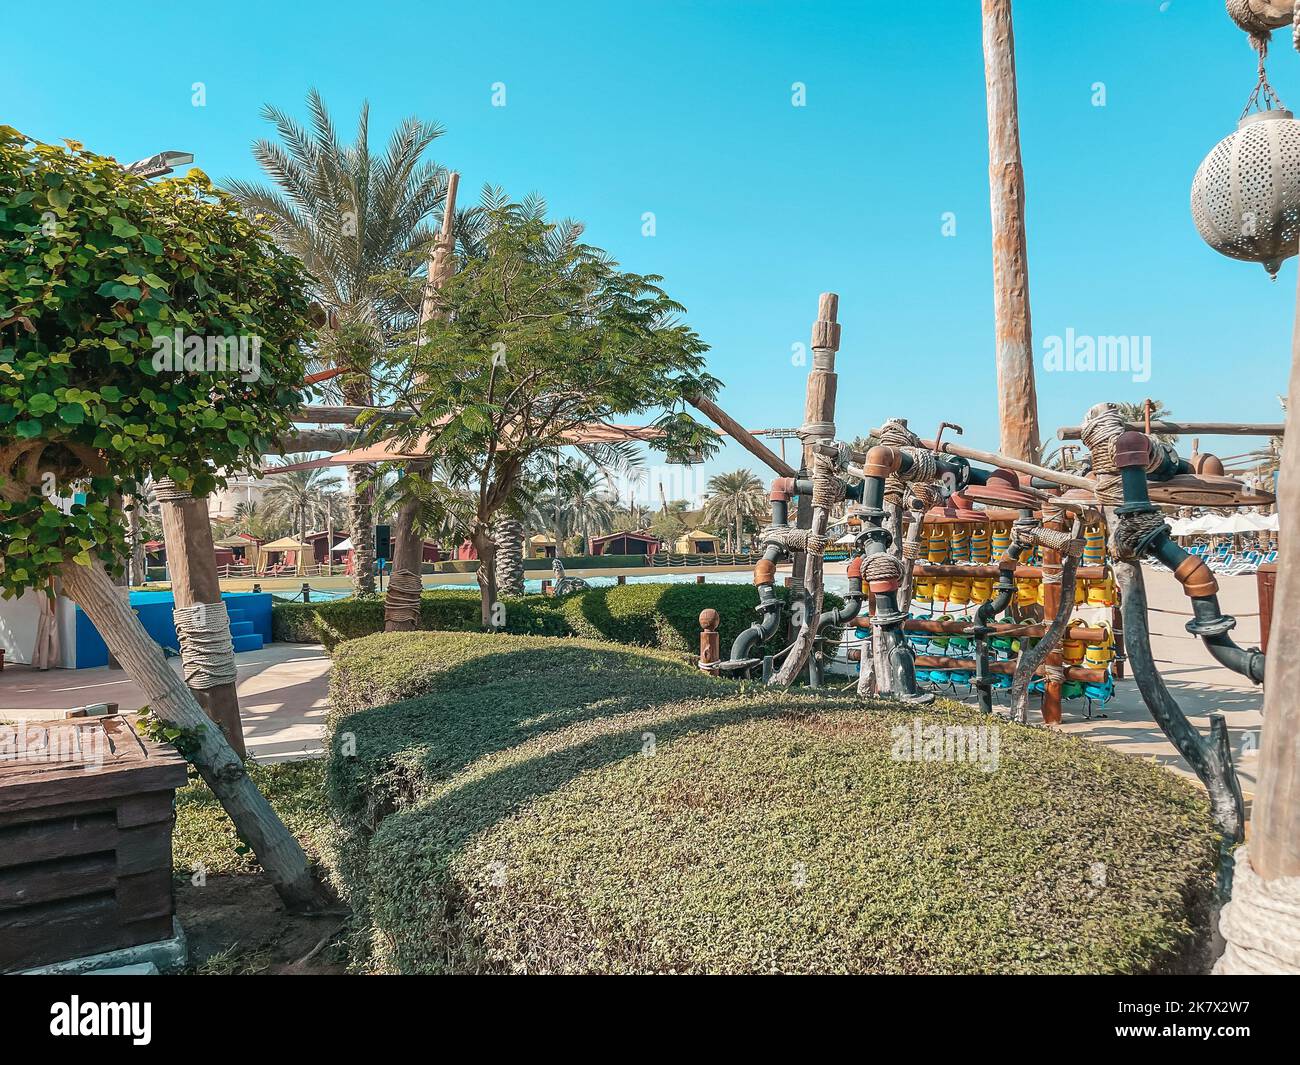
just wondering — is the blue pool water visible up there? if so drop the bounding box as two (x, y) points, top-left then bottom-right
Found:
(274, 572), (851, 601)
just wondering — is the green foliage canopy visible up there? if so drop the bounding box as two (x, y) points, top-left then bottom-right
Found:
(0, 128), (314, 597)
(386, 198), (720, 541)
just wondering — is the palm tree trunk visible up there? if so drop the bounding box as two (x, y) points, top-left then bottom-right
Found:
(347, 463), (376, 596)
(736, 512), (743, 554)
(58, 558), (330, 912)
(385, 475), (427, 631)
(127, 500), (145, 585)
(493, 516), (525, 596)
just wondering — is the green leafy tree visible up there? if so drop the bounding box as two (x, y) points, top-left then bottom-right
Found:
(0, 127), (326, 909)
(226, 90), (450, 596)
(388, 194), (719, 625)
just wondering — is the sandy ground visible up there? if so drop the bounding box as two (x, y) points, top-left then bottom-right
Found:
(1, 568), (1265, 796)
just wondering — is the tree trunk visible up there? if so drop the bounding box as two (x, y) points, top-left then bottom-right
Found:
(58, 558), (330, 912)
(128, 500), (146, 585)
(387, 173), (459, 629)
(474, 525), (499, 629)
(982, 0), (1042, 462)
(385, 481), (426, 631)
(347, 463), (376, 596)
(155, 488), (246, 759)
(493, 516), (525, 597)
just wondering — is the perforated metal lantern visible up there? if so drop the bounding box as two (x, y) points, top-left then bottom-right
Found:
(1190, 108), (1300, 277)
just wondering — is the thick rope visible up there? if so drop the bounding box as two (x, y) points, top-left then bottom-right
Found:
(1113, 509), (1168, 562)
(1227, 0), (1293, 51)
(1214, 848), (1300, 974)
(152, 477), (193, 503)
(1080, 403), (1127, 506)
(385, 569), (423, 627)
(863, 552), (905, 585)
(172, 601), (236, 689)
(877, 419), (923, 505)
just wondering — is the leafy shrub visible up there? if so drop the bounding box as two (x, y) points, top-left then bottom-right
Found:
(272, 589), (566, 648)
(324, 631), (1218, 975)
(271, 581), (833, 654)
(559, 582), (843, 655)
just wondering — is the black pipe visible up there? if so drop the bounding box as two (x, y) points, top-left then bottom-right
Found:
(1117, 446), (1265, 685)
(728, 545), (785, 664)
(971, 539), (1030, 713)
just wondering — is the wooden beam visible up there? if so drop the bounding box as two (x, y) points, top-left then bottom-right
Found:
(1057, 421), (1285, 440)
(982, 0), (1041, 462)
(686, 393), (798, 479)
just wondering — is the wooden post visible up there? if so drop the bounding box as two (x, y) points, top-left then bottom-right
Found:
(790, 294), (841, 624)
(1251, 276), (1300, 883)
(982, 0), (1042, 462)
(698, 608), (720, 670)
(156, 489), (246, 759)
(387, 172), (460, 631)
(1038, 510), (1064, 725)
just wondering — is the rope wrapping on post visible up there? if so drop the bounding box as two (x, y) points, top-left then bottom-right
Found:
(1214, 848), (1300, 974)
(172, 601), (237, 689)
(877, 419), (923, 505)
(385, 569), (423, 629)
(152, 477), (193, 503)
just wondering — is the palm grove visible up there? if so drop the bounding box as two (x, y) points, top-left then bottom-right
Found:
(229, 91), (751, 626)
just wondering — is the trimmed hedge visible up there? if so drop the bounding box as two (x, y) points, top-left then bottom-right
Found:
(272, 589), (567, 648)
(273, 582), (841, 655)
(323, 630), (1218, 975)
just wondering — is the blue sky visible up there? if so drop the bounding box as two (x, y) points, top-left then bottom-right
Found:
(4, 0), (1293, 501)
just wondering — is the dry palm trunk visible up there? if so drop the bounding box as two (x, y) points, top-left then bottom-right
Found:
(58, 558), (330, 912)
(387, 173), (459, 631)
(492, 516), (525, 597)
(346, 463), (376, 597)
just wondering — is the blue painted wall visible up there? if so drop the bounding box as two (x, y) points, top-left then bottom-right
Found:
(74, 591), (272, 669)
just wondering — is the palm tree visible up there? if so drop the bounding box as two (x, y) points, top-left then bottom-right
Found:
(227, 89), (450, 596)
(702, 469), (767, 552)
(542, 459), (619, 554)
(262, 457), (336, 575)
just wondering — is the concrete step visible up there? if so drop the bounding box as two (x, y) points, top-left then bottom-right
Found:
(230, 620), (255, 636)
(231, 633), (264, 653)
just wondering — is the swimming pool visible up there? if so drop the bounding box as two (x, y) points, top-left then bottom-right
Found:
(272, 571), (852, 602)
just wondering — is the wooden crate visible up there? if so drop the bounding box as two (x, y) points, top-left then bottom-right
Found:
(0, 715), (188, 972)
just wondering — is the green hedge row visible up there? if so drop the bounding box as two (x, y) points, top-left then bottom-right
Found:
(272, 582), (843, 655)
(322, 630), (1218, 975)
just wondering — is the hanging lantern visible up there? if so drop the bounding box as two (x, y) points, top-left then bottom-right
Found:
(1191, 108), (1300, 278)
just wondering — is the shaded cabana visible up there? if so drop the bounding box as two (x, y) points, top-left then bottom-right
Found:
(675, 528), (720, 554)
(590, 530), (660, 558)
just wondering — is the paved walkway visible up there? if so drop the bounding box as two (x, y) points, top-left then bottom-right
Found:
(1, 570), (1265, 791)
(0, 642), (331, 763)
